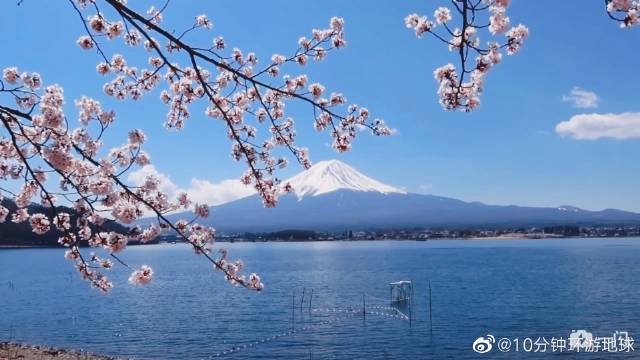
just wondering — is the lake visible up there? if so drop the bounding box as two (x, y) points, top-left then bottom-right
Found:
(1, 239), (639, 359)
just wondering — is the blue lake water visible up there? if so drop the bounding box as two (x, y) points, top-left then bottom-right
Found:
(1, 238), (640, 359)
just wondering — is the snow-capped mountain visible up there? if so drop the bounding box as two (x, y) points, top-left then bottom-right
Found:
(557, 206), (582, 213)
(285, 160), (405, 200)
(159, 160), (640, 232)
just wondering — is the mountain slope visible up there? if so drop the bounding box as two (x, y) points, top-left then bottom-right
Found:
(188, 191), (640, 232)
(159, 159), (640, 232)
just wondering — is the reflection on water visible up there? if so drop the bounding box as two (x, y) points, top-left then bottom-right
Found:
(1, 238), (640, 359)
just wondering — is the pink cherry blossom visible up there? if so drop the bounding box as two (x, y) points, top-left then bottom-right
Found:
(434, 7), (452, 24)
(214, 36), (225, 49)
(489, 6), (510, 34)
(139, 224), (161, 242)
(103, 233), (128, 253)
(89, 15), (106, 33)
(405, 14), (434, 37)
(106, 22), (124, 39)
(248, 273), (264, 291)
(308, 83), (325, 98)
(128, 129), (146, 145)
(53, 213), (71, 231)
(195, 14), (213, 29)
(65, 248), (80, 260)
(29, 213), (50, 235)
(111, 201), (140, 224)
(194, 203), (210, 218)
(76, 36), (94, 49)
(0, 206), (9, 223)
(129, 265), (154, 285)
(505, 24), (529, 55)
(12, 208), (29, 223)
(177, 192), (190, 207)
(3, 67), (19, 84)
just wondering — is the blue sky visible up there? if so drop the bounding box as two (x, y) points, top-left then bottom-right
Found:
(2, 1), (639, 211)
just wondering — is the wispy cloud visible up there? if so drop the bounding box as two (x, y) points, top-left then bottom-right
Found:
(555, 112), (640, 140)
(127, 165), (255, 207)
(417, 183), (432, 193)
(562, 87), (599, 109)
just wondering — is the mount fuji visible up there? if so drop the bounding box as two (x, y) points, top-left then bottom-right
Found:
(285, 160), (405, 199)
(164, 160), (640, 232)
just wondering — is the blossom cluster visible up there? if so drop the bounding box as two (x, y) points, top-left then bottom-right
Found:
(71, 0), (391, 207)
(405, 0), (528, 111)
(129, 265), (154, 285)
(1, 68), (260, 293)
(215, 249), (264, 291)
(606, 0), (640, 27)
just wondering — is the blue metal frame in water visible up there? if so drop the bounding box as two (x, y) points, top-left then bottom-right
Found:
(389, 280), (413, 303)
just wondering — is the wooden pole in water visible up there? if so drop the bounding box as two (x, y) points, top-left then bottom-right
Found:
(292, 290), (295, 331)
(389, 285), (392, 303)
(300, 287), (306, 310)
(428, 280), (433, 335)
(362, 293), (366, 320)
(409, 281), (413, 328)
(308, 288), (313, 313)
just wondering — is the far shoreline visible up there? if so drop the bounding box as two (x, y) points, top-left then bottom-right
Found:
(2, 235), (640, 249)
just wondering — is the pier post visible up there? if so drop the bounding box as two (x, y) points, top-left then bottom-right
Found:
(362, 293), (366, 320)
(428, 280), (433, 335)
(409, 295), (412, 327)
(292, 290), (295, 331)
(409, 281), (414, 328)
(308, 289), (313, 313)
(300, 287), (306, 310)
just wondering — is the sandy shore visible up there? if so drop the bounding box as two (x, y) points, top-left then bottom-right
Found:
(0, 342), (121, 360)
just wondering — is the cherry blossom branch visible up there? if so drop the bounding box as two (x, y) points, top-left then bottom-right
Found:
(1, 69), (263, 292)
(72, 137), (260, 289)
(3, 0), (398, 294)
(1, 110), (111, 292)
(69, 0), (391, 208)
(405, 0), (529, 111)
(605, 0), (640, 27)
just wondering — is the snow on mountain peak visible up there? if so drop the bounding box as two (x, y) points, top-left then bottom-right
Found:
(285, 160), (406, 199)
(558, 205), (582, 212)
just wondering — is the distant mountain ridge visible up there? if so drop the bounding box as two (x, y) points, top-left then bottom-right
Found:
(161, 160), (640, 232)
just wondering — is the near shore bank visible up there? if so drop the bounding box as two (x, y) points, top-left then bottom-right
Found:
(0, 342), (119, 360)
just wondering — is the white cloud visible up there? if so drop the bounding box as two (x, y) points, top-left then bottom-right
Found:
(127, 165), (255, 207)
(127, 165), (179, 197)
(562, 87), (599, 109)
(417, 183), (432, 193)
(555, 112), (640, 140)
(185, 178), (256, 206)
